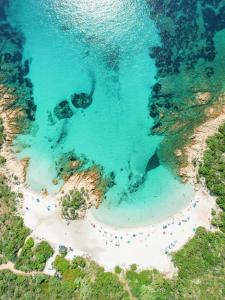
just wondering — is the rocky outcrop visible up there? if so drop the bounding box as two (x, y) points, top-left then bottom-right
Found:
(58, 169), (103, 219)
(71, 71), (95, 109)
(55, 151), (87, 181)
(0, 86), (30, 184)
(71, 92), (93, 109)
(195, 92), (211, 105)
(179, 94), (225, 185)
(20, 157), (30, 183)
(0, 86), (29, 144)
(0, 3), (36, 132)
(54, 100), (73, 120)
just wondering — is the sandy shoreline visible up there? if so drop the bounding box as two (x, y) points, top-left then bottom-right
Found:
(19, 186), (215, 276)
(1, 102), (225, 276)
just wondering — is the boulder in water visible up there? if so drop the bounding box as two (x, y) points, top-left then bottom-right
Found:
(71, 93), (92, 109)
(54, 100), (73, 120)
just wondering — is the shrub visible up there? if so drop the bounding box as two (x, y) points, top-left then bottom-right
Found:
(0, 118), (6, 147)
(0, 216), (30, 261)
(173, 227), (225, 279)
(0, 155), (6, 166)
(15, 238), (54, 272)
(130, 264), (137, 271)
(53, 255), (70, 274)
(61, 189), (86, 220)
(114, 265), (122, 274)
(71, 256), (86, 269)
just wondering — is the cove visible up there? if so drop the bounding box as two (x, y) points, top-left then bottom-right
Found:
(9, 0), (194, 227)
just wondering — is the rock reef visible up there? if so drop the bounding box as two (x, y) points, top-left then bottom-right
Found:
(0, 0), (35, 185)
(178, 94), (225, 184)
(0, 0), (36, 140)
(71, 92), (93, 109)
(147, 0), (225, 171)
(71, 71), (96, 109)
(54, 100), (73, 120)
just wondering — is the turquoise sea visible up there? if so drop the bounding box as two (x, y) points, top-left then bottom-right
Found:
(7, 0), (225, 227)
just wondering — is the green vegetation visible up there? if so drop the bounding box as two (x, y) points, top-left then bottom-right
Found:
(71, 256), (86, 269)
(88, 164), (115, 196)
(173, 227), (225, 279)
(0, 155), (6, 166)
(52, 255), (129, 299)
(0, 216), (30, 261)
(114, 265), (122, 274)
(15, 237), (54, 272)
(125, 269), (175, 300)
(0, 256), (7, 265)
(61, 189), (86, 220)
(0, 174), (30, 261)
(199, 122), (225, 232)
(130, 264), (137, 271)
(0, 174), (53, 273)
(0, 118), (5, 147)
(56, 152), (114, 204)
(53, 255), (70, 274)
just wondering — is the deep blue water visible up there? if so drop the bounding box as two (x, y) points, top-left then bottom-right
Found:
(8, 0), (195, 227)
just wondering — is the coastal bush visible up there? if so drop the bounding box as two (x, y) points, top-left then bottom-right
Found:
(71, 256), (86, 269)
(0, 175), (17, 213)
(53, 255), (70, 274)
(173, 227), (225, 279)
(0, 256), (7, 265)
(125, 269), (175, 299)
(114, 265), (122, 274)
(0, 174), (53, 273)
(0, 174), (31, 261)
(198, 122), (225, 233)
(211, 211), (225, 233)
(62, 268), (85, 282)
(88, 269), (130, 300)
(0, 216), (30, 261)
(130, 263), (137, 271)
(0, 118), (5, 147)
(216, 196), (225, 211)
(0, 155), (6, 166)
(1, 224), (225, 300)
(15, 238), (54, 272)
(61, 189), (86, 220)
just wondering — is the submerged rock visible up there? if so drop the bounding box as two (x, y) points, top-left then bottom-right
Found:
(25, 99), (37, 121)
(54, 100), (73, 120)
(71, 70), (96, 109)
(71, 92), (93, 109)
(145, 150), (160, 173)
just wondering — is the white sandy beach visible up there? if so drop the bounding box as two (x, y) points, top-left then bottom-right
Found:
(18, 185), (215, 276)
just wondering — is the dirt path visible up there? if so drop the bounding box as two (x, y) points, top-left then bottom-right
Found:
(0, 261), (44, 276)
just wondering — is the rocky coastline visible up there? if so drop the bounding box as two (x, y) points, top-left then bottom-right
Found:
(177, 94), (225, 185)
(148, 0), (225, 172)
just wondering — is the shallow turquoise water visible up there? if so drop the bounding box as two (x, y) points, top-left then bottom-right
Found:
(9, 0), (194, 227)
